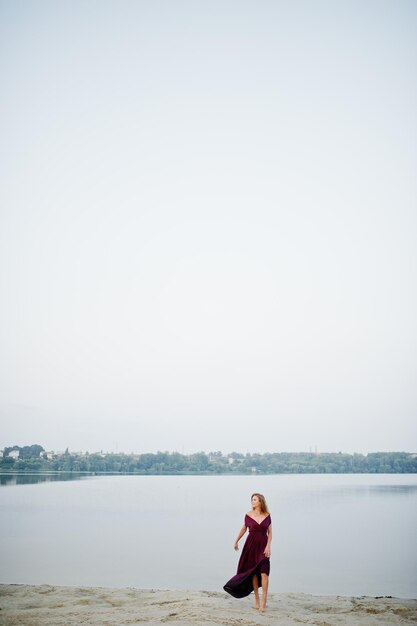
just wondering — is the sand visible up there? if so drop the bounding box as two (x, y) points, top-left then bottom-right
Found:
(0, 584), (416, 626)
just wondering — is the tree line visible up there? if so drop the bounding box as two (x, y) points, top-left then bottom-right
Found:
(1, 446), (416, 474)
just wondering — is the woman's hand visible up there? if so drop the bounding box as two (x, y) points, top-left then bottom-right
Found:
(264, 545), (271, 558)
(234, 541), (239, 551)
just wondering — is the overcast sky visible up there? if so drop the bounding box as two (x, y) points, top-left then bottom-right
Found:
(1, 0), (416, 455)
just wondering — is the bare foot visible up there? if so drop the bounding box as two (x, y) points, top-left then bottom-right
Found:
(252, 603), (260, 609)
(259, 606), (266, 614)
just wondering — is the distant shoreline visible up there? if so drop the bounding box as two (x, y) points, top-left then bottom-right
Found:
(1, 584), (416, 625)
(2, 448), (417, 475)
(2, 468), (417, 476)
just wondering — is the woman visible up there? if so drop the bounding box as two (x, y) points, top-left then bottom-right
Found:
(223, 493), (272, 614)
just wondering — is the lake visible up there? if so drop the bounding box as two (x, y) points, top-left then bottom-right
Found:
(0, 473), (416, 597)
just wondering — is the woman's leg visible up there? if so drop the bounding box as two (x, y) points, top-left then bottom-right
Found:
(252, 574), (260, 608)
(260, 573), (269, 612)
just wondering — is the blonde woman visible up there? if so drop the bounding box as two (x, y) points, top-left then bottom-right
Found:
(224, 493), (272, 613)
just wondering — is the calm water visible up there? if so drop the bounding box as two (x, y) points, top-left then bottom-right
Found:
(0, 473), (416, 597)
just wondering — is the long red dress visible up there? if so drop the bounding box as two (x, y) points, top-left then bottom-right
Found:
(223, 513), (271, 598)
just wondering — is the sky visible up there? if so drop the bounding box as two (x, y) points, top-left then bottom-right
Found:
(1, 0), (416, 455)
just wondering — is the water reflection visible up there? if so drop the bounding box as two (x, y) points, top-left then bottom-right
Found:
(326, 484), (417, 498)
(0, 473), (93, 487)
(371, 484), (417, 495)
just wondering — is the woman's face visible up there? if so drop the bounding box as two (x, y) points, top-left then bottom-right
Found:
(251, 495), (260, 509)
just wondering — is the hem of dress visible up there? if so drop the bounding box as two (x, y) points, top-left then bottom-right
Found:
(223, 557), (270, 599)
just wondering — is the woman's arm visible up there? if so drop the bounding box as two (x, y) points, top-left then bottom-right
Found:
(234, 524), (247, 551)
(264, 524), (272, 558)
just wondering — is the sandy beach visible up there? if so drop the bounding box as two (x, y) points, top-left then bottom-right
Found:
(0, 585), (416, 626)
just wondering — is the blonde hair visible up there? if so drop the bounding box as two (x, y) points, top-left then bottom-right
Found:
(251, 493), (269, 514)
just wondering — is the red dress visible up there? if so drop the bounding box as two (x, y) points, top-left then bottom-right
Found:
(223, 513), (271, 598)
